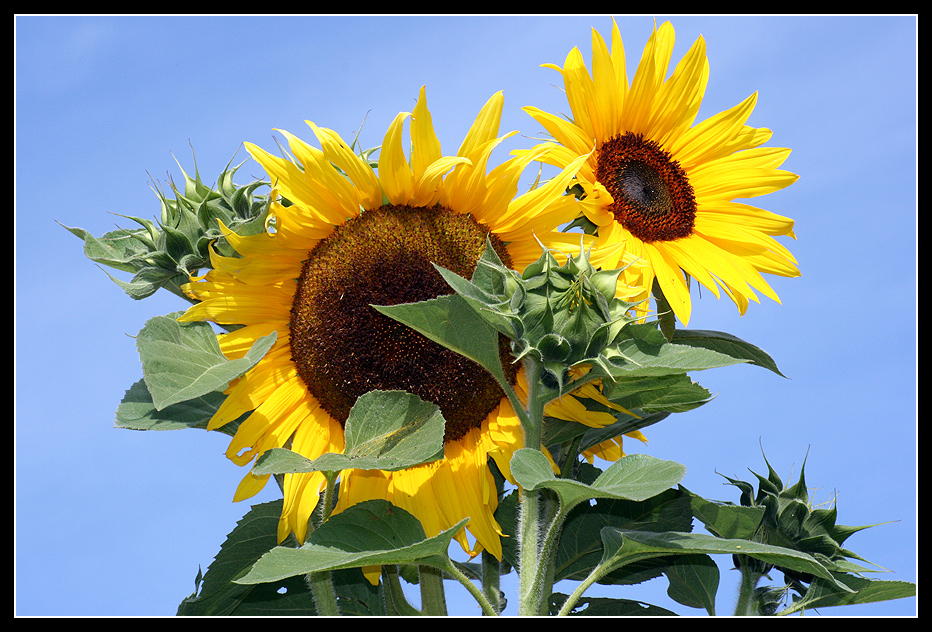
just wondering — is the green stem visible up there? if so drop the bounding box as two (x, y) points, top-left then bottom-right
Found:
(534, 499), (570, 616)
(382, 566), (420, 616)
(517, 357), (548, 616)
(518, 485), (542, 616)
(318, 471), (338, 525)
(734, 563), (763, 616)
(557, 561), (611, 616)
(305, 471), (341, 615)
(442, 558), (499, 616)
(481, 551), (503, 615)
(521, 356), (547, 456)
(306, 571), (340, 616)
(418, 565), (448, 616)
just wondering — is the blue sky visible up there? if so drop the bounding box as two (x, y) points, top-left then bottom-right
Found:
(15, 15), (916, 616)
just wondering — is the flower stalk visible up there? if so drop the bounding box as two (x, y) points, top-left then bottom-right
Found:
(480, 551), (503, 615)
(733, 563), (764, 616)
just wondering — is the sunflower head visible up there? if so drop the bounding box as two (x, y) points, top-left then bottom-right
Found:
(288, 202), (519, 444)
(524, 18), (800, 325)
(178, 86), (593, 561)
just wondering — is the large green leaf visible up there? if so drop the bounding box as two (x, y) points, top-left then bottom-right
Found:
(373, 294), (510, 387)
(176, 500), (383, 616)
(662, 554), (720, 615)
(602, 335), (748, 378)
(236, 500), (466, 585)
(598, 530), (854, 592)
(510, 449), (686, 510)
(114, 378), (234, 433)
(780, 574), (917, 614)
(135, 313), (276, 410)
(549, 593), (677, 616)
(599, 374), (713, 414)
(684, 487), (766, 540)
(177, 500), (318, 616)
(252, 390), (445, 475)
(542, 411), (671, 452)
(671, 329), (786, 377)
(552, 486), (693, 585)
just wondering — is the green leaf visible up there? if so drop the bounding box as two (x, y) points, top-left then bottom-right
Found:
(251, 390), (445, 475)
(177, 500), (318, 616)
(136, 313), (276, 410)
(373, 294), (510, 387)
(600, 374), (713, 414)
(236, 500), (466, 585)
(114, 378), (241, 435)
(662, 554), (720, 615)
(598, 530), (854, 592)
(781, 574), (917, 614)
(684, 487), (766, 540)
(543, 410), (671, 452)
(602, 336), (748, 378)
(671, 329), (786, 377)
(511, 449), (686, 510)
(177, 499), (384, 616)
(552, 486), (694, 585)
(549, 593), (677, 616)
(432, 260), (516, 338)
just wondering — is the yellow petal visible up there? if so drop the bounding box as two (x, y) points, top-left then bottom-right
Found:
(409, 86), (443, 178)
(457, 91), (504, 158)
(378, 111), (415, 204)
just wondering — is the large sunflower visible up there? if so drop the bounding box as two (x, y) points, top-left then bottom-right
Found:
(524, 19), (800, 325)
(177, 87), (601, 563)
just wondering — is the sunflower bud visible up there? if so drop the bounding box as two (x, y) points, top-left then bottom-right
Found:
(64, 152), (270, 301)
(721, 450), (880, 601)
(154, 154), (271, 270)
(434, 238), (639, 390)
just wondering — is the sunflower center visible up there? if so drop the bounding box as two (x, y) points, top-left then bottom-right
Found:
(595, 132), (697, 243)
(289, 204), (519, 443)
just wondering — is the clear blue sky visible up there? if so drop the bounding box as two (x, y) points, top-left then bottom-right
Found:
(16, 15), (916, 616)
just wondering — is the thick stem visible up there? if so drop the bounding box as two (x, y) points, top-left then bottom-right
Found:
(517, 357), (549, 616)
(734, 563), (763, 616)
(305, 472), (341, 615)
(306, 571), (340, 616)
(520, 357), (547, 450)
(517, 485), (542, 616)
(481, 551), (503, 615)
(418, 565), (448, 616)
(382, 566), (420, 616)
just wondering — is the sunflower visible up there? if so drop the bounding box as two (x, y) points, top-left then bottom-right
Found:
(177, 87), (604, 565)
(523, 19), (800, 325)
